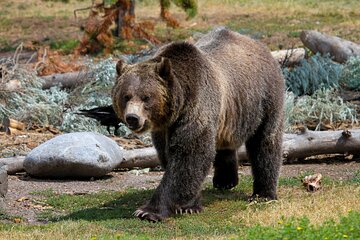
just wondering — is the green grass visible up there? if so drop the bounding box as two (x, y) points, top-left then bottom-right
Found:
(0, 37), (16, 51)
(49, 39), (79, 54)
(1, 0), (359, 52)
(350, 170), (360, 184)
(247, 212), (360, 240)
(1, 175), (359, 239)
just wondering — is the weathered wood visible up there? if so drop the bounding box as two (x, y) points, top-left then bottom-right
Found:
(271, 48), (305, 66)
(2, 117), (25, 135)
(3, 80), (22, 91)
(300, 30), (360, 63)
(118, 148), (158, 168)
(0, 156), (25, 174)
(41, 71), (92, 89)
(120, 129), (360, 164)
(2, 129), (360, 174)
(281, 129), (360, 160)
(0, 51), (37, 63)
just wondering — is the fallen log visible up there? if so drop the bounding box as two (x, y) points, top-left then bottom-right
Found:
(0, 51), (37, 63)
(117, 129), (360, 164)
(41, 71), (92, 89)
(0, 156), (25, 175)
(118, 148), (158, 169)
(281, 129), (360, 160)
(0, 148), (159, 174)
(1, 129), (360, 174)
(124, 129), (360, 165)
(271, 48), (305, 66)
(300, 30), (360, 63)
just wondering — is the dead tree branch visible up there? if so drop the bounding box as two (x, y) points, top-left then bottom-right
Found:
(41, 71), (92, 89)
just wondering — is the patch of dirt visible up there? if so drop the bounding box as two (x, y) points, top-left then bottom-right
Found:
(0, 132), (56, 158)
(2, 159), (359, 224)
(4, 171), (163, 224)
(0, 17), (81, 50)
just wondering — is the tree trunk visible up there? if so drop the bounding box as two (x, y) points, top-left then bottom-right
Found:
(114, 0), (136, 39)
(160, 0), (180, 28)
(300, 30), (360, 63)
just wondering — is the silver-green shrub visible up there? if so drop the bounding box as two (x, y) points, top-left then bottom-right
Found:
(283, 54), (343, 96)
(339, 56), (360, 90)
(285, 88), (357, 132)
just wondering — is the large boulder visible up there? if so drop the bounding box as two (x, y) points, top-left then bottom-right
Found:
(24, 132), (124, 178)
(0, 163), (8, 211)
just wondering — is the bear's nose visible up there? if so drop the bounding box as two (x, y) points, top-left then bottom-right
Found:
(125, 114), (140, 129)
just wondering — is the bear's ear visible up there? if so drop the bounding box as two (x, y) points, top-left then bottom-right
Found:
(156, 57), (172, 80)
(116, 59), (125, 76)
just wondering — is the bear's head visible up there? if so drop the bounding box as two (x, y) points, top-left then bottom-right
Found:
(112, 57), (174, 134)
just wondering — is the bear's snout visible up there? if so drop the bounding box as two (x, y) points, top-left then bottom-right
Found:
(124, 101), (148, 133)
(125, 114), (140, 130)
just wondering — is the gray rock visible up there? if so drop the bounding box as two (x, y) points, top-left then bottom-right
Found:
(0, 163), (8, 211)
(24, 132), (124, 178)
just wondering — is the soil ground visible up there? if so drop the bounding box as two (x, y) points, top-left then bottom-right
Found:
(3, 159), (360, 224)
(1, 0), (360, 228)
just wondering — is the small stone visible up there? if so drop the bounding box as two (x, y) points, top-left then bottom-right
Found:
(24, 132), (124, 178)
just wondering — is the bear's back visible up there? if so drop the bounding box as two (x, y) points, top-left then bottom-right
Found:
(195, 27), (284, 149)
(196, 27), (251, 51)
(195, 27), (275, 68)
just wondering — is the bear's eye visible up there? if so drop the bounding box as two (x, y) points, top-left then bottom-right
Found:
(141, 96), (150, 102)
(124, 95), (131, 102)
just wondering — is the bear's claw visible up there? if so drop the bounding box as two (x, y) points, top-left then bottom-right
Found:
(133, 209), (163, 222)
(175, 206), (202, 215)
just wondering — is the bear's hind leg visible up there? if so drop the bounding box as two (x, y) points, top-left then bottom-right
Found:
(245, 119), (283, 200)
(213, 149), (239, 190)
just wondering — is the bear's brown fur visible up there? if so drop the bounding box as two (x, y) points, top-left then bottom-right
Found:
(112, 27), (284, 222)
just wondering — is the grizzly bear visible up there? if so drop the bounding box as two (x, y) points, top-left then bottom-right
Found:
(112, 27), (284, 222)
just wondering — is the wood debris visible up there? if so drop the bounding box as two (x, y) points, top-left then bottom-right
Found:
(301, 173), (322, 192)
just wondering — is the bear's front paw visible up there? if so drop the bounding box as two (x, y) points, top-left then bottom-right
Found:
(133, 209), (164, 222)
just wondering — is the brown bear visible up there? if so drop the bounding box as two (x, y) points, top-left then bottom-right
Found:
(111, 27), (284, 222)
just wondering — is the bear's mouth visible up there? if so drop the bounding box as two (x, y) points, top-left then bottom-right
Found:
(129, 120), (151, 134)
